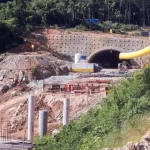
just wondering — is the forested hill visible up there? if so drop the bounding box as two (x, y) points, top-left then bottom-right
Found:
(0, 0), (150, 52)
(0, 0), (150, 26)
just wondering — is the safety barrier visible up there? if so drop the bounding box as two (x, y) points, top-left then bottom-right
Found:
(43, 84), (66, 93)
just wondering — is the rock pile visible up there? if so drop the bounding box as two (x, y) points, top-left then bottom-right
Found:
(0, 55), (71, 93)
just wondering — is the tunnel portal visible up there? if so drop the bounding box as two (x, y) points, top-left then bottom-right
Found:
(88, 50), (134, 69)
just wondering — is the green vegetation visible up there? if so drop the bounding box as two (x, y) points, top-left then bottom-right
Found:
(101, 114), (150, 148)
(1, 0), (150, 52)
(34, 65), (150, 150)
(31, 65), (39, 75)
(99, 21), (140, 33)
(1, 0), (150, 27)
(0, 21), (23, 53)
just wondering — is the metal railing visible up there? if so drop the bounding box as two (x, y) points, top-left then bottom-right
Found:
(0, 121), (11, 143)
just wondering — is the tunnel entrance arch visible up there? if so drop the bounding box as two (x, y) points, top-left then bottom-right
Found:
(88, 49), (137, 69)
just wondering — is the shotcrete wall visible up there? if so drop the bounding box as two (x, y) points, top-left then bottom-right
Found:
(32, 29), (150, 66)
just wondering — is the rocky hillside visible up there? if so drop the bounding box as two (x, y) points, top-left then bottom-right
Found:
(0, 42), (71, 94)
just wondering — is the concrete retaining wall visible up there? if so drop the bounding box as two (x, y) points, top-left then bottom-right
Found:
(31, 29), (150, 65)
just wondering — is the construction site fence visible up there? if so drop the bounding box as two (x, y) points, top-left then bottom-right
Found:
(43, 83), (108, 94)
(0, 121), (11, 143)
(0, 119), (28, 143)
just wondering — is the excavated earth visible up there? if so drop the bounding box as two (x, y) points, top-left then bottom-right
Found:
(0, 88), (106, 139)
(0, 43), (71, 95)
(0, 31), (149, 150)
(0, 54), (71, 81)
(0, 41), (106, 140)
(0, 42), (72, 138)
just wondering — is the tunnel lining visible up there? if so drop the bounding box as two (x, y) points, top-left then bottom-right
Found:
(88, 49), (135, 69)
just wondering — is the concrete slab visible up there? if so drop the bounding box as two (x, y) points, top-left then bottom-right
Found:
(0, 138), (34, 150)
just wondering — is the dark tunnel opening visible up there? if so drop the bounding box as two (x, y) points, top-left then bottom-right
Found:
(88, 50), (138, 69)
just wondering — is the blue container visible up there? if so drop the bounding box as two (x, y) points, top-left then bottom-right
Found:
(85, 19), (100, 25)
(141, 31), (149, 37)
(80, 55), (86, 60)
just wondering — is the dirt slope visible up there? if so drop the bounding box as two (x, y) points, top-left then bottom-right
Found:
(0, 88), (105, 139)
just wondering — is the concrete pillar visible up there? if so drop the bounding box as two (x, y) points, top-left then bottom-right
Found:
(28, 95), (34, 142)
(39, 110), (48, 137)
(63, 98), (70, 126)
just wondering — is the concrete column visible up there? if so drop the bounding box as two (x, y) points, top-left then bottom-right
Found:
(63, 98), (70, 126)
(39, 110), (48, 137)
(28, 95), (34, 142)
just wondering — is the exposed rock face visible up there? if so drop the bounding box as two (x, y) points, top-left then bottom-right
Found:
(0, 55), (71, 92)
